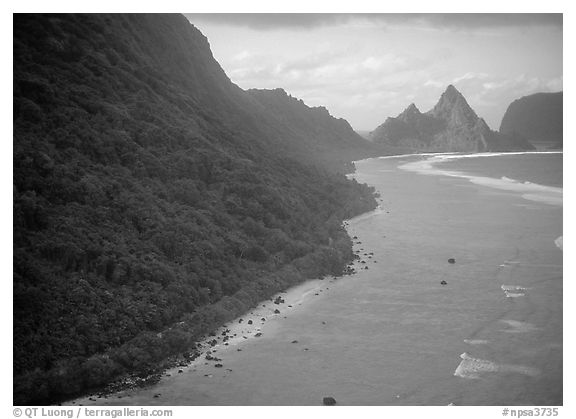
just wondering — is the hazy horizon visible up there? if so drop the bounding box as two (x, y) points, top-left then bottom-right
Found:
(186, 13), (562, 131)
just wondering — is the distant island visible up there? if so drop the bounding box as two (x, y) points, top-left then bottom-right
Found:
(500, 92), (563, 150)
(370, 85), (534, 152)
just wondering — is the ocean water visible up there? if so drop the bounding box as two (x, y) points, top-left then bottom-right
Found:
(434, 152), (562, 187)
(71, 152), (562, 406)
(398, 152), (563, 207)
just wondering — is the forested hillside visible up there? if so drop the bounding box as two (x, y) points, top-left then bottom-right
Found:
(13, 14), (377, 404)
(499, 92), (563, 149)
(247, 88), (377, 172)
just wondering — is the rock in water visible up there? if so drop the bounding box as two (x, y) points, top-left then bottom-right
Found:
(448, 258), (455, 264)
(441, 280), (447, 285)
(323, 397), (337, 406)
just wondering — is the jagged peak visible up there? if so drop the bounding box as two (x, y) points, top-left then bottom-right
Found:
(445, 83), (459, 94)
(439, 84), (465, 104)
(429, 84), (477, 123)
(396, 102), (422, 123)
(404, 103), (420, 113)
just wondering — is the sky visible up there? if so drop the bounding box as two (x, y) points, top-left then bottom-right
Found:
(185, 14), (562, 132)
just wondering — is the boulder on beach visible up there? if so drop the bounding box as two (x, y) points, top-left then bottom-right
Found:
(291, 340), (298, 343)
(323, 397), (337, 406)
(214, 364), (223, 368)
(247, 320), (253, 325)
(448, 258), (456, 264)
(441, 280), (448, 285)
(255, 332), (263, 337)
(274, 309), (280, 314)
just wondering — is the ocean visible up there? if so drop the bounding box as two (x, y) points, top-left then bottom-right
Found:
(70, 152), (563, 406)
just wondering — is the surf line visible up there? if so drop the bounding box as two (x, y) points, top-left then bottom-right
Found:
(554, 236), (563, 251)
(398, 153), (562, 207)
(454, 352), (539, 380)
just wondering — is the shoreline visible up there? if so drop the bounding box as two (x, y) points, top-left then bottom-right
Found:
(390, 152), (562, 207)
(65, 211), (376, 406)
(69, 151), (561, 406)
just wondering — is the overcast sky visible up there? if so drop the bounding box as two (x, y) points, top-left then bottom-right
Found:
(185, 14), (562, 131)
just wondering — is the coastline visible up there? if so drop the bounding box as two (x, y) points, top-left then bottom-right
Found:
(394, 151), (562, 207)
(65, 238), (376, 405)
(68, 151), (562, 405)
(64, 194), (376, 405)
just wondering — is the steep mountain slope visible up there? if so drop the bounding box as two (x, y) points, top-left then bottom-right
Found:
(13, 13), (377, 404)
(371, 85), (533, 152)
(500, 92), (563, 149)
(247, 88), (377, 172)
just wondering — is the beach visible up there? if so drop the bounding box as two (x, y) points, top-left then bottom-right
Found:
(68, 152), (562, 406)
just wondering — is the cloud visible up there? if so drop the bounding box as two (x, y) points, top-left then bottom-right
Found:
(424, 80), (444, 88)
(452, 72), (489, 83)
(186, 13), (562, 31)
(448, 73), (563, 128)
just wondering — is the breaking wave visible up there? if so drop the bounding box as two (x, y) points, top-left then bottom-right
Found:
(454, 352), (540, 379)
(554, 236), (563, 250)
(399, 152), (562, 207)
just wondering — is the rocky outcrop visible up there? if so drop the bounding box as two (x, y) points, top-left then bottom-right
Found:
(371, 85), (533, 152)
(500, 92), (562, 150)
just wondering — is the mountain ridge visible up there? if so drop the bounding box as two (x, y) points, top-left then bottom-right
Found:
(13, 13), (377, 404)
(246, 87), (377, 172)
(370, 84), (533, 152)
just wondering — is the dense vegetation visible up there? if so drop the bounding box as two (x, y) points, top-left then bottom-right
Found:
(13, 14), (377, 404)
(499, 91), (563, 149)
(247, 88), (378, 172)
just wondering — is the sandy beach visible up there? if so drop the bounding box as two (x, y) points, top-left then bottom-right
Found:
(68, 153), (562, 406)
